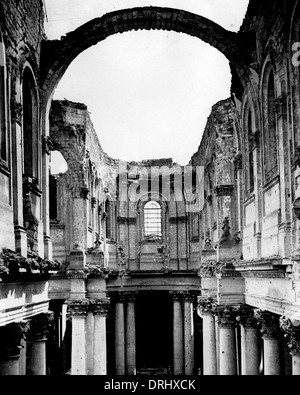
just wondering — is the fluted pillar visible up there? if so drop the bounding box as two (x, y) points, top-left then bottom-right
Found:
(26, 312), (54, 375)
(125, 292), (137, 375)
(68, 299), (89, 375)
(197, 298), (217, 375)
(255, 310), (281, 375)
(90, 299), (110, 375)
(0, 322), (29, 375)
(217, 306), (238, 375)
(115, 293), (126, 375)
(183, 292), (195, 375)
(237, 306), (260, 375)
(170, 291), (184, 375)
(280, 316), (300, 375)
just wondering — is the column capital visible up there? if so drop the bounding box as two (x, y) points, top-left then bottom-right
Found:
(113, 292), (127, 303)
(236, 305), (258, 328)
(67, 299), (90, 317)
(280, 316), (300, 356)
(197, 296), (217, 317)
(123, 291), (138, 302)
(27, 312), (54, 342)
(254, 309), (281, 339)
(170, 291), (184, 302)
(0, 322), (29, 358)
(89, 299), (110, 316)
(216, 305), (239, 327)
(181, 291), (196, 303)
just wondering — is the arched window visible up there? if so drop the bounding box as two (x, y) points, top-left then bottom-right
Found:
(105, 199), (115, 240)
(0, 39), (7, 165)
(263, 68), (278, 183)
(247, 107), (254, 194)
(144, 201), (162, 240)
(23, 67), (39, 181)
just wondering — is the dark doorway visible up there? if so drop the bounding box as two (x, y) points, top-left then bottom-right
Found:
(136, 291), (173, 374)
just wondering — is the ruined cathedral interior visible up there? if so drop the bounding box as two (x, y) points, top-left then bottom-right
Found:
(1, 0), (300, 376)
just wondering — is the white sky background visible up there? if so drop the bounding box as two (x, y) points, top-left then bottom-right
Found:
(44, 0), (249, 169)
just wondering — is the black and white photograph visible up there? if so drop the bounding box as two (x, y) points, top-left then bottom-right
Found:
(0, 0), (299, 380)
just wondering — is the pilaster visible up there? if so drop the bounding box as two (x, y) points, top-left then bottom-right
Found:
(237, 306), (260, 375)
(26, 312), (54, 375)
(197, 297), (217, 375)
(182, 292), (195, 375)
(216, 305), (238, 375)
(124, 292), (138, 375)
(254, 310), (282, 375)
(170, 291), (184, 375)
(0, 322), (29, 375)
(68, 299), (89, 375)
(90, 299), (110, 375)
(280, 317), (300, 375)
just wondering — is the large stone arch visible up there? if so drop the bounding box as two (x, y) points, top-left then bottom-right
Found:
(40, 6), (255, 107)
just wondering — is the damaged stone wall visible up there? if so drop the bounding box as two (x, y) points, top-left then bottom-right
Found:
(49, 100), (201, 272)
(191, 98), (241, 256)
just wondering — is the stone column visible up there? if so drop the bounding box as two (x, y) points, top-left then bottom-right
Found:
(10, 84), (27, 256)
(254, 310), (281, 375)
(183, 292), (195, 375)
(170, 291), (184, 375)
(67, 299), (89, 375)
(115, 294), (126, 375)
(280, 316), (300, 376)
(237, 306), (260, 375)
(90, 299), (110, 375)
(217, 306), (238, 375)
(26, 312), (54, 375)
(0, 322), (29, 375)
(125, 292), (137, 375)
(197, 298), (217, 375)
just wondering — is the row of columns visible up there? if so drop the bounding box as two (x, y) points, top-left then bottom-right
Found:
(198, 300), (300, 375)
(67, 298), (109, 375)
(114, 291), (196, 376)
(0, 312), (53, 375)
(171, 291), (195, 375)
(114, 292), (136, 375)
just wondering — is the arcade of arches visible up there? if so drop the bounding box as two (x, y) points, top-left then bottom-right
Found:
(0, 0), (300, 376)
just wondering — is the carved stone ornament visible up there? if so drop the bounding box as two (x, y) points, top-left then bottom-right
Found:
(27, 312), (54, 341)
(89, 299), (110, 316)
(80, 186), (90, 200)
(123, 291), (138, 302)
(91, 197), (97, 208)
(214, 185), (234, 197)
(236, 306), (258, 328)
(213, 261), (226, 279)
(170, 291), (183, 302)
(254, 309), (281, 339)
(274, 95), (287, 117)
(216, 305), (239, 327)
(198, 263), (215, 278)
(234, 153), (243, 172)
(11, 97), (23, 124)
(117, 216), (127, 225)
(197, 296), (218, 316)
(220, 217), (231, 243)
(279, 316), (300, 356)
(249, 130), (260, 149)
(293, 197), (300, 220)
(42, 136), (55, 155)
(181, 291), (195, 303)
(67, 299), (90, 317)
(0, 321), (30, 357)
